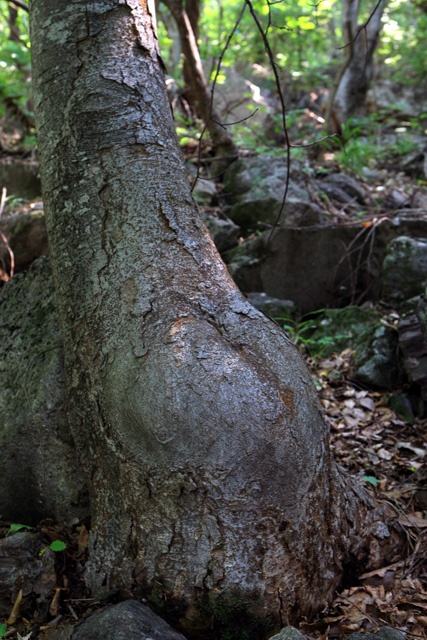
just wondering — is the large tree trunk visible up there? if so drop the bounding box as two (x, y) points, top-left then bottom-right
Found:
(30, 0), (402, 637)
(326, 0), (385, 133)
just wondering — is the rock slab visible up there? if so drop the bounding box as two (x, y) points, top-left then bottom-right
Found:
(71, 600), (188, 640)
(0, 531), (56, 618)
(382, 236), (427, 303)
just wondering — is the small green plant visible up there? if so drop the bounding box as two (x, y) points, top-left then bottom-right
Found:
(7, 523), (32, 536)
(279, 312), (348, 361)
(0, 622), (7, 639)
(334, 112), (424, 174)
(39, 540), (67, 556)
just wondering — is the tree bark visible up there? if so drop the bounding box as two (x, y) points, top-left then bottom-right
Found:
(326, 0), (386, 133)
(30, 0), (402, 636)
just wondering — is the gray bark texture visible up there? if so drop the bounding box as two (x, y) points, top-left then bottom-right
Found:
(29, 0), (402, 636)
(0, 257), (88, 524)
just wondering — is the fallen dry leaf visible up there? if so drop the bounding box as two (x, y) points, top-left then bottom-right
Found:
(398, 514), (427, 528)
(77, 524), (89, 557)
(49, 588), (62, 617)
(7, 588), (23, 625)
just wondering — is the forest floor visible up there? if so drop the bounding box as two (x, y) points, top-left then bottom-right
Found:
(301, 352), (427, 639)
(1, 350), (426, 640)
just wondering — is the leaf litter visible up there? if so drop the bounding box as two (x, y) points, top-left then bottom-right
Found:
(300, 348), (427, 639)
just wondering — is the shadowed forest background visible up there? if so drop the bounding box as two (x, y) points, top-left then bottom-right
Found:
(0, 0), (427, 638)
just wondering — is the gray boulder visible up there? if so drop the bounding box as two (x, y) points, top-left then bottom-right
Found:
(349, 634), (379, 640)
(269, 627), (307, 640)
(350, 630), (405, 640)
(246, 292), (296, 318)
(354, 324), (403, 389)
(0, 257), (88, 523)
(225, 217), (427, 314)
(223, 156), (313, 229)
(0, 531), (56, 617)
(0, 162), (41, 200)
(315, 172), (366, 204)
(382, 236), (427, 303)
(226, 231), (268, 287)
(71, 600), (188, 640)
(200, 210), (241, 252)
(376, 626), (406, 640)
(398, 296), (427, 412)
(192, 178), (217, 206)
(0, 206), (49, 274)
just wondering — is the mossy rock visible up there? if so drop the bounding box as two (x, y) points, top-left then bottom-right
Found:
(222, 156), (309, 229)
(382, 236), (427, 303)
(226, 232), (269, 276)
(297, 306), (380, 360)
(354, 324), (403, 389)
(296, 306), (403, 389)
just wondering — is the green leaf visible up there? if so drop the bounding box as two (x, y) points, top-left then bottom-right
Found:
(50, 540), (67, 552)
(7, 523), (32, 536)
(0, 622), (7, 639)
(39, 540), (67, 556)
(363, 476), (379, 486)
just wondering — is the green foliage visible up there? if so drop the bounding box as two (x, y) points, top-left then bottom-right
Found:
(0, 1), (34, 149)
(7, 523), (32, 536)
(0, 6), (31, 104)
(39, 540), (67, 556)
(199, 0), (339, 86)
(0, 622), (6, 639)
(328, 113), (424, 174)
(278, 311), (349, 361)
(380, 0), (427, 84)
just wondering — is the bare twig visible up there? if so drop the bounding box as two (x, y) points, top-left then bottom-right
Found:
(191, 2), (246, 193)
(338, 0), (384, 50)
(243, 0), (292, 243)
(6, 0), (29, 12)
(0, 231), (14, 279)
(210, 109), (259, 127)
(290, 133), (341, 149)
(0, 187), (7, 218)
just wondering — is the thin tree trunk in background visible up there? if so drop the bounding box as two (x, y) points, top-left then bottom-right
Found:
(182, 0), (200, 102)
(163, 0), (237, 162)
(8, 5), (21, 42)
(156, 2), (181, 70)
(326, 0), (386, 133)
(30, 0), (402, 637)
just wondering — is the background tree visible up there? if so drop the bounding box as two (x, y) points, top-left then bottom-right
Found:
(325, 0), (386, 134)
(29, 0), (403, 637)
(0, 0), (33, 151)
(161, 0), (237, 161)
